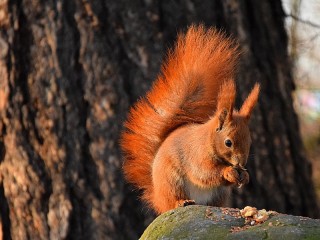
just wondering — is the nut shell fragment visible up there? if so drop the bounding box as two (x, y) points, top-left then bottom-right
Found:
(255, 209), (269, 222)
(240, 206), (258, 217)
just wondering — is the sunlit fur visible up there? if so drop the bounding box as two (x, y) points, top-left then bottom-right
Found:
(121, 25), (260, 214)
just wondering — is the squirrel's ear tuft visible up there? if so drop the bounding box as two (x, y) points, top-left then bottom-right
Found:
(216, 80), (236, 126)
(239, 83), (260, 121)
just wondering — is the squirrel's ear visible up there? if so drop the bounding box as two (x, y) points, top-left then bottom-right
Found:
(239, 83), (260, 121)
(216, 80), (236, 130)
(217, 108), (228, 131)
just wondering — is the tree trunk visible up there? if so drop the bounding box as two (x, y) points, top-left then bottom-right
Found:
(0, 0), (318, 239)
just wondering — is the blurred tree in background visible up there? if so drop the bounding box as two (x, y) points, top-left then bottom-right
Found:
(0, 0), (318, 239)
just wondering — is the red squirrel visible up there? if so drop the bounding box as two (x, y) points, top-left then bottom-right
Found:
(121, 25), (260, 214)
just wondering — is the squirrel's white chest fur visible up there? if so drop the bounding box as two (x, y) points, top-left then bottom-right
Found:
(185, 179), (226, 204)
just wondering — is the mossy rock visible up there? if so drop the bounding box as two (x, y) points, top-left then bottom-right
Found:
(140, 205), (320, 240)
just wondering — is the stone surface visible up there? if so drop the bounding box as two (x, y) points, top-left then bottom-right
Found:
(141, 205), (320, 239)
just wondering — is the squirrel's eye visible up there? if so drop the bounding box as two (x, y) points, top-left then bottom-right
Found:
(225, 139), (232, 148)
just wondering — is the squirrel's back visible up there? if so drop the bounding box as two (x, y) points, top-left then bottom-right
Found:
(121, 25), (240, 207)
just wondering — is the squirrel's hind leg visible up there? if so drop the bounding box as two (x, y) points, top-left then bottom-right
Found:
(151, 155), (192, 214)
(175, 199), (196, 208)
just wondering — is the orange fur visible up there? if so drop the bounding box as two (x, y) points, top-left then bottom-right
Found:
(121, 25), (260, 214)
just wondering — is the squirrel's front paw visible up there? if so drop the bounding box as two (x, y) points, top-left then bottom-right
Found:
(238, 169), (249, 187)
(223, 166), (249, 187)
(223, 166), (239, 184)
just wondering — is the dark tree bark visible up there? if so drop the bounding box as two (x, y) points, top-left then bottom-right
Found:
(0, 0), (318, 239)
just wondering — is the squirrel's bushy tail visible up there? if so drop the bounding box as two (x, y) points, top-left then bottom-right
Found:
(121, 25), (239, 206)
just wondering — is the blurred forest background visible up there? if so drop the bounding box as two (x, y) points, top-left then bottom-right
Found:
(283, 0), (320, 200)
(0, 0), (319, 239)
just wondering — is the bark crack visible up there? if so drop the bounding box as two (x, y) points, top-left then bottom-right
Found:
(0, 183), (11, 240)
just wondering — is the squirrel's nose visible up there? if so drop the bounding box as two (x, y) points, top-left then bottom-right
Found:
(232, 156), (246, 168)
(231, 156), (240, 166)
